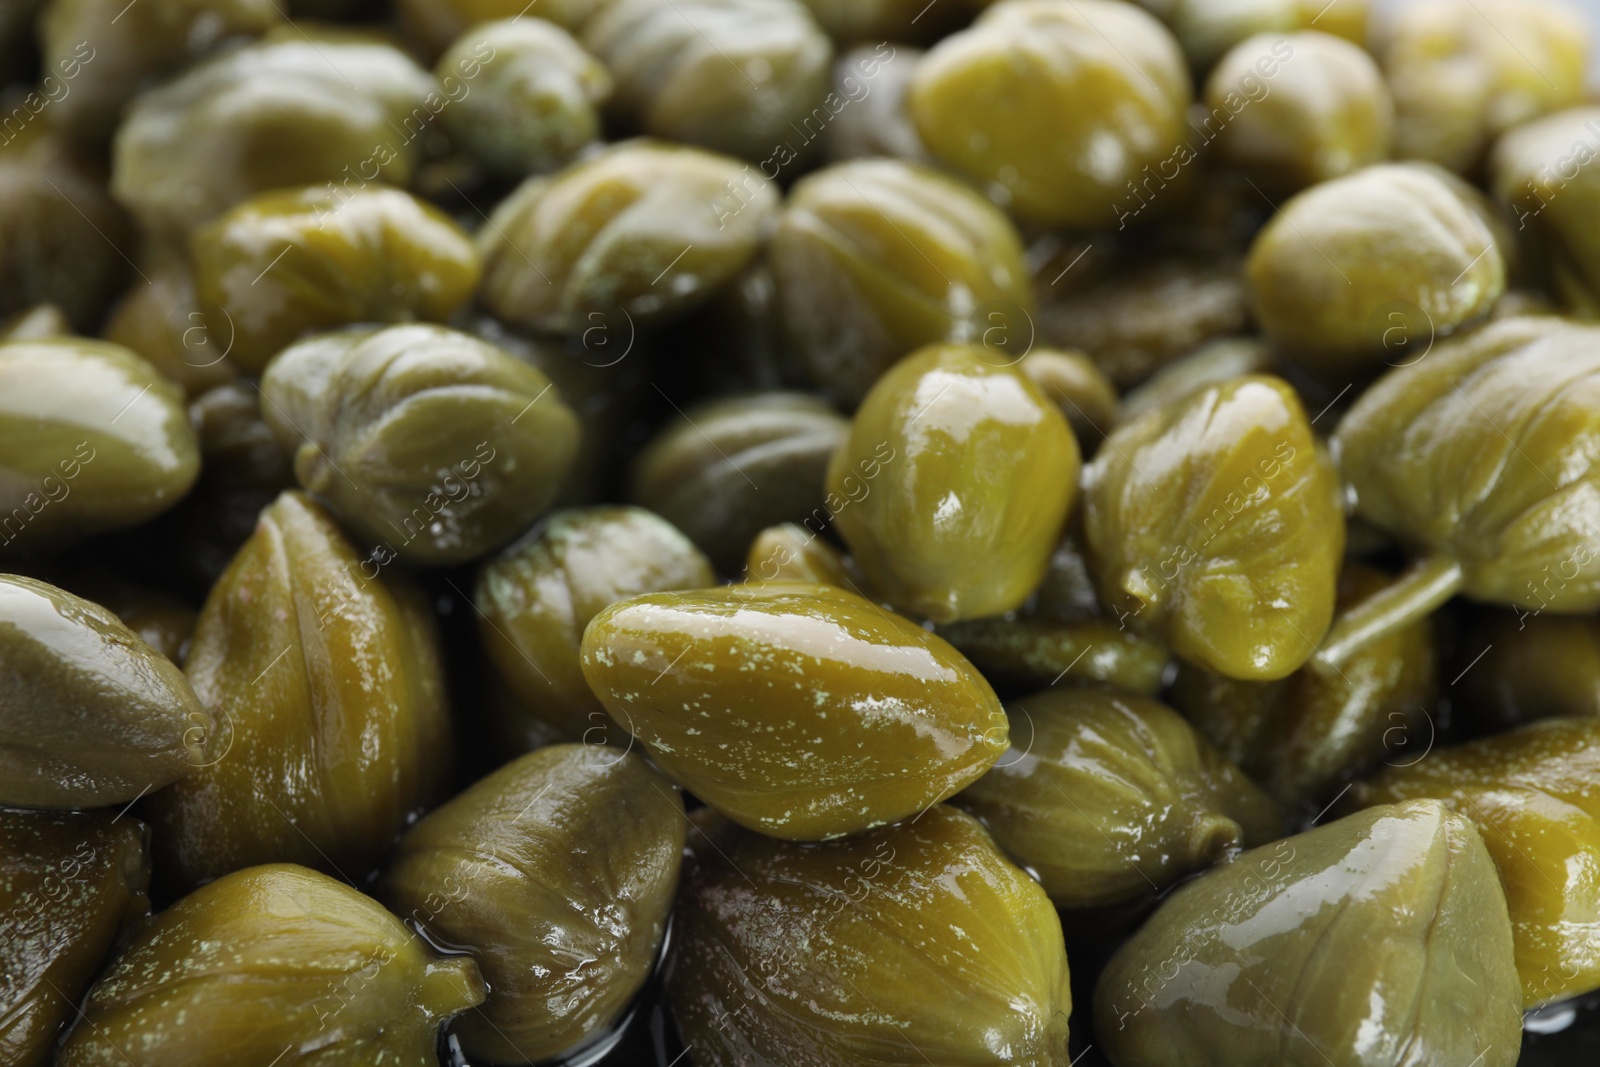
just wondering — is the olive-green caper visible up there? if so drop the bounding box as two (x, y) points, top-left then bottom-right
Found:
(744, 522), (853, 586)
(628, 392), (848, 573)
(1, 807), (149, 1067)
(478, 140), (777, 335)
(0, 339), (200, 555)
(1036, 253), (1252, 389)
(145, 491), (452, 891)
(39, 0), (281, 147)
(0, 575), (208, 809)
(1083, 374), (1345, 681)
(101, 245), (237, 397)
(53, 570), (198, 667)
(1207, 31), (1393, 191)
(1453, 613), (1600, 733)
(580, 0), (834, 164)
(1378, 0), (1587, 174)
(476, 507), (716, 742)
(1095, 799), (1522, 1067)
(1321, 316), (1600, 670)
(772, 159), (1034, 407)
(1346, 717), (1600, 1008)
(1172, 562), (1438, 808)
(909, 0), (1192, 228)
(57, 863), (485, 1067)
(111, 33), (437, 235)
(190, 186), (480, 373)
(1491, 106), (1600, 316)
(670, 806), (1072, 1066)
(1247, 162), (1506, 378)
(579, 582), (1008, 839)
(957, 687), (1280, 911)
(0, 126), (134, 331)
(381, 745), (684, 1063)
(1017, 347), (1119, 448)
(436, 19), (611, 178)
(260, 323), (580, 565)
(828, 344), (1079, 623)
(823, 44), (930, 165)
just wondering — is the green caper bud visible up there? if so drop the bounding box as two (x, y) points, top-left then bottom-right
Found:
(39, 0), (281, 147)
(436, 19), (611, 178)
(1, 807), (149, 1067)
(478, 140), (777, 335)
(0, 338), (200, 555)
(771, 159), (1034, 407)
(1172, 562), (1438, 808)
(1378, 0), (1587, 174)
(1036, 254), (1252, 389)
(57, 864), (485, 1067)
(1083, 374), (1345, 680)
(671, 806), (1072, 1065)
(958, 687), (1278, 911)
(190, 185), (480, 373)
(628, 392), (848, 573)
(0, 574), (208, 809)
(1247, 162), (1506, 378)
(580, 0), (834, 164)
(1207, 31), (1393, 191)
(381, 745), (684, 1063)
(744, 522), (853, 586)
(259, 323), (580, 565)
(1117, 335), (1275, 422)
(145, 491), (452, 891)
(111, 34), (437, 235)
(53, 569), (198, 667)
(1095, 800), (1522, 1066)
(1346, 717), (1600, 1008)
(829, 344), (1079, 623)
(579, 582), (1008, 839)
(0, 127), (134, 332)
(909, 0), (1192, 228)
(476, 506), (716, 742)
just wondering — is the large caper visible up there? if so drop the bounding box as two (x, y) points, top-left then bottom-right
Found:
(477, 140), (777, 335)
(259, 324), (580, 565)
(828, 343), (1079, 623)
(475, 507), (716, 742)
(57, 863), (485, 1066)
(0, 338), (200, 555)
(957, 687), (1280, 911)
(1083, 374), (1344, 680)
(190, 185), (481, 373)
(670, 806), (1072, 1065)
(1, 807), (150, 1067)
(381, 745), (684, 1064)
(1095, 800), (1523, 1067)
(145, 491), (453, 891)
(0, 575), (209, 810)
(580, 582), (1008, 839)
(770, 158), (1034, 407)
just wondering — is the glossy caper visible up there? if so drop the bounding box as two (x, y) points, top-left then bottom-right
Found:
(580, 581), (1008, 839)
(828, 343), (1079, 623)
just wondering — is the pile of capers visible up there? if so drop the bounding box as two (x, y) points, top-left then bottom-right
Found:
(4, 1), (1600, 1065)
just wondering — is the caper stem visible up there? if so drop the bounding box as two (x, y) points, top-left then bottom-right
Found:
(1311, 555), (1463, 675)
